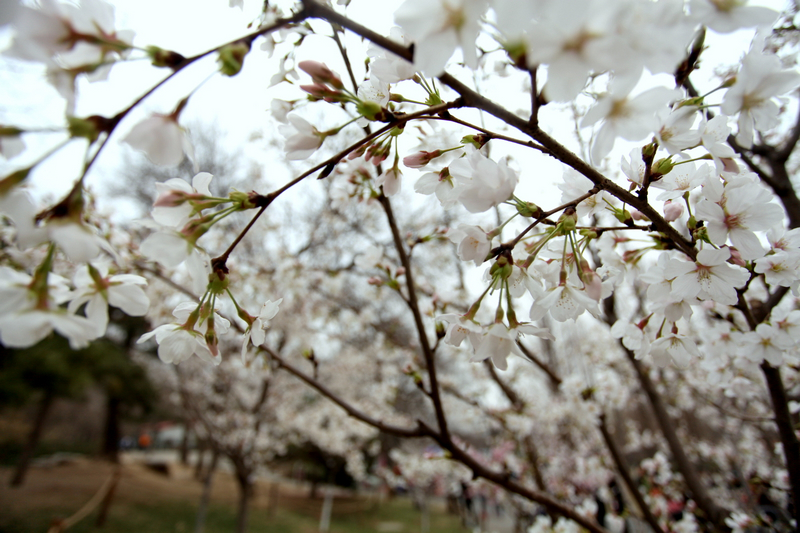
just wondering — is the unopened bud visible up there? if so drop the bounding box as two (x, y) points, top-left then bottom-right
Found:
(663, 200), (684, 222)
(403, 150), (442, 169)
(217, 41), (251, 77)
(641, 142), (658, 159)
(146, 46), (186, 69)
(356, 100), (383, 121)
(651, 157), (674, 179)
(517, 202), (543, 218)
(298, 60), (343, 89)
(558, 209), (577, 233)
(461, 134), (490, 149)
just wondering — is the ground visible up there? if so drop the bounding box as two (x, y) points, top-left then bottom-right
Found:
(0, 454), (478, 533)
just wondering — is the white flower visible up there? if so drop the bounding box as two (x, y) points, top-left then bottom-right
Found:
(449, 149), (517, 213)
(270, 99), (294, 123)
(739, 323), (793, 366)
(5, 0), (131, 64)
(525, 0), (630, 103)
(611, 320), (644, 351)
(448, 224), (490, 266)
(367, 27), (416, 84)
(700, 115), (736, 172)
(46, 219), (105, 263)
(721, 40), (800, 148)
(0, 267), (97, 349)
(536, 281), (599, 322)
(665, 247), (749, 306)
(654, 105), (701, 155)
(472, 323), (554, 371)
(375, 167), (402, 196)
(652, 162), (710, 202)
(414, 170), (459, 207)
(123, 115), (193, 167)
(472, 323), (522, 371)
(437, 313), (482, 348)
(357, 78), (391, 107)
(689, 0), (777, 34)
(138, 302), (229, 365)
(67, 262), (150, 336)
(279, 114), (323, 161)
(558, 167), (611, 219)
(582, 75), (680, 163)
(152, 173), (214, 228)
(648, 332), (700, 367)
(0, 131), (25, 160)
(242, 298), (282, 361)
(754, 252), (800, 287)
(695, 176), (784, 260)
(394, 0), (488, 75)
(620, 148), (646, 188)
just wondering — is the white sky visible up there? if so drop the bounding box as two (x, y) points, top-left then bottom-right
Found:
(0, 0), (792, 219)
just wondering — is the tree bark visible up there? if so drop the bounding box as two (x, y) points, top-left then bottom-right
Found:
(95, 466), (122, 527)
(235, 471), (253, 533)
(10, 391), (54, 487)
(195, 450), (219, 533)
(102, 396), (121, 463)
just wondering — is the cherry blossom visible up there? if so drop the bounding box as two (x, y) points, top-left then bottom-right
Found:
(152, 173), (214, 228)
(721, 39), (800, 148)
(448, 149), (517, 213)
(448, 224), (490, 266)
(438, 313), (482, 347)
(665, 247), (749, 306)
(67, 262), (149, 336)
(689, 0), (777, 34)
(138, 302), (230, 365)
(367, 27), (415, 84)
(394, 0), (488, 75)
(0, 267), (97, 349)
(739, 323), (793, 366)
(695, 176), (784, 260)
(279, 113), (324, 161)
(241, 298), (282, 360)
(582, 75), (680, 163)
(123, 115), (193, 167)
(414, 169), (459, 207)
(649, 331), (700, 367)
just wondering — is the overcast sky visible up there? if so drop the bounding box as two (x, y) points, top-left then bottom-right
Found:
(0, 0), (791, 219)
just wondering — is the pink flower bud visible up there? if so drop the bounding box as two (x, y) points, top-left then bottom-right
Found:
(367, 276), (383, 286)
(403, 150), (442, 169)
(154, 190), (189, 207)
(728, 247), (746, 267)
(721, 158), (740, 173)
(630, 209), (645, 221)
(582, 270), (603, 301)
(663, 200), (684, 222)
(395, 267), (406, 276)
(298, 60), (343, 89)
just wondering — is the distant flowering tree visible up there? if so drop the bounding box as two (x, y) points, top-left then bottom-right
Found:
(2, 0), (800, 532)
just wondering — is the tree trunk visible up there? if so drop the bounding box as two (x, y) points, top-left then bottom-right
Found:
(180, 426), (190, 466)
(10, 391), (54, 487)
(102, 396), (121, 463)
(235, 471), (253, 533)
(95, 466), (122, 527)
(195, 451), (219, 533)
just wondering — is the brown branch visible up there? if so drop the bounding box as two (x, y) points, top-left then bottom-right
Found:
(266, 347), (425, 438)
(603, 295), (728, 527)
(599, 414), (664, 533)
(377, 193), (452, 443)
(515, 341), (562, 387)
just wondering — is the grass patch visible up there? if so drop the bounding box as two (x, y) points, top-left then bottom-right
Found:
(0, 459), (466, 533)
